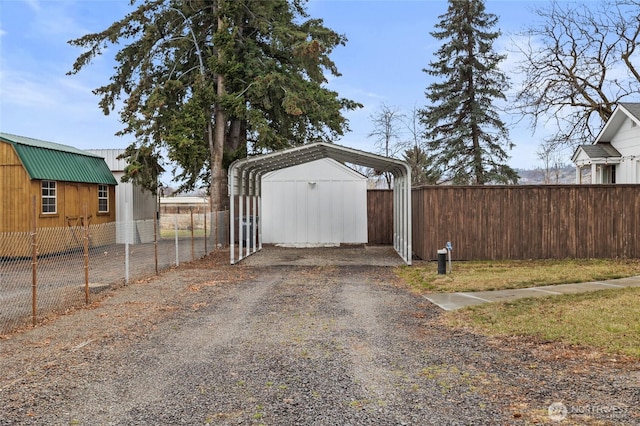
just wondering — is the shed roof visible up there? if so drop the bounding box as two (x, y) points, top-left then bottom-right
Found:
(0, 133), (117, 185)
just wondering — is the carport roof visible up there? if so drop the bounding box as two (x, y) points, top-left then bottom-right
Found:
(229, 142), (409, 195)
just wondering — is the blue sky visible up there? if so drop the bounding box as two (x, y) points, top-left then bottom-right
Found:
(1, 0), (564, 176)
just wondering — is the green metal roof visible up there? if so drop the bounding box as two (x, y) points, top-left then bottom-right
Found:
(0, 133), (118, 185)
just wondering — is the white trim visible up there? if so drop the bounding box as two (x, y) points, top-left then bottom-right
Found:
(41, 180), (57, 214)
(98, 184), (109, 213)
(594, 104), (640, 143)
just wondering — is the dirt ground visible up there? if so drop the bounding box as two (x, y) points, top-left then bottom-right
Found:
(0, 247), (638, 425)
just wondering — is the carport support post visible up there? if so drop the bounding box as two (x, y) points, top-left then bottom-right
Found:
(125, 201), (130, 285)
(258, 194), (262, 250)
(245, 193), (250, 257)
(393, 177), (399, 254)
(239, 192), (244, 261)
(230, 187), (235, 264)
(403, 174), (411, 264)
(252, 194), (257, 253)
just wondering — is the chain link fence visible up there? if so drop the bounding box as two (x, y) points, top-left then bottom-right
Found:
(0, 210), (229, 335)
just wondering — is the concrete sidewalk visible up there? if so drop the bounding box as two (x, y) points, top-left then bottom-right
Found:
(423, 275), (640, 310)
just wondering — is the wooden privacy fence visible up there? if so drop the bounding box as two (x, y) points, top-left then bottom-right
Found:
(367, 190), (394, 245)
(411, 185), (640, 261)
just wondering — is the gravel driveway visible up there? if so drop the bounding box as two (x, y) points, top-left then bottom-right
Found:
(1, 248), (638, 425)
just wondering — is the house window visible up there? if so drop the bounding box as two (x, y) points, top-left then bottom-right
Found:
(610, 165), (616, 184)
(98, 184), (109, 213)
(41, 181), (57, 214)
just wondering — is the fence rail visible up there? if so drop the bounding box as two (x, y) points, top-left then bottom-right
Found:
(412, 185), (640, 261)
(0, 210), (229, 335)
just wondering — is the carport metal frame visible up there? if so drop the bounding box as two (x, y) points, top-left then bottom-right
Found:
(228, 142), (412, 265)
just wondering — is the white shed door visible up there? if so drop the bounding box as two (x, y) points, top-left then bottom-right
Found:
(262, 159), (367, 246)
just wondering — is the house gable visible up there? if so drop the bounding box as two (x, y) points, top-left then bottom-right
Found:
(572, 103), (640, 184)
(596, 103), (640, 143)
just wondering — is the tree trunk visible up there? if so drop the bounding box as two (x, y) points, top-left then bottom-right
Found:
(226, 118), (247, 155)
(209, 12), (229, 214)
(210, 77), (227, 213)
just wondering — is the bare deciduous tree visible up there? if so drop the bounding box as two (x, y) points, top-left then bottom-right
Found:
(368, 103), (407, 188)
(536, 140), (566, 184)
(513, 0), (640, 148)
(402, 106), (440, 186)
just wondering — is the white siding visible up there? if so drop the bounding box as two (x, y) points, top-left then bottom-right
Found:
(262, 158), (367, 246)
(87, 149), (157, 243)
(610, 118), (640, 183)
(611, 118), (640, 156)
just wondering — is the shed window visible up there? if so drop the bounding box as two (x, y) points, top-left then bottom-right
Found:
(41, 181), (57, 214)
(98, 184), (108, 213)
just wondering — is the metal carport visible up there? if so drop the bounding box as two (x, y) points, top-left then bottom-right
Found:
(228, 142), (412, 265)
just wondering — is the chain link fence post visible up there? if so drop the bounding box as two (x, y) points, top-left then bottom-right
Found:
(83, 204), (89, 304)
(174, 215), (179, 266)
(154, 210), (159, 275)
(31, 196), (38, 326)
(190, 209), (195, 261)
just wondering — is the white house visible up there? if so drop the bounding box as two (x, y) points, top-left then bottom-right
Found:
(261, 158), (368, 247)
(572, 103), (640, 183)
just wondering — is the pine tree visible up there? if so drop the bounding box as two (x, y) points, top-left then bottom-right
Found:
(420, 0), (518, 185)
(68, 0), (360, 210)
(403, 145), (441, 186)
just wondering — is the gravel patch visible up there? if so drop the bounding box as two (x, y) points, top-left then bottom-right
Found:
(238, 245), (405, 267)
(0, 248), (638, 425)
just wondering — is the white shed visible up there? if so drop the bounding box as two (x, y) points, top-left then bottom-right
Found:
(261, 158), (367, 246)
(87, 149), (157, 243)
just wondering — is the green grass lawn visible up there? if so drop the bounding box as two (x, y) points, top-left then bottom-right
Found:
(396, 258), (640, 358)
(397, 258), (640, 293)
(447, 287), (640, 358)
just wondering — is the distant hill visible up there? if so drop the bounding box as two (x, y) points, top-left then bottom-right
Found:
(516, 166), (576, 185)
